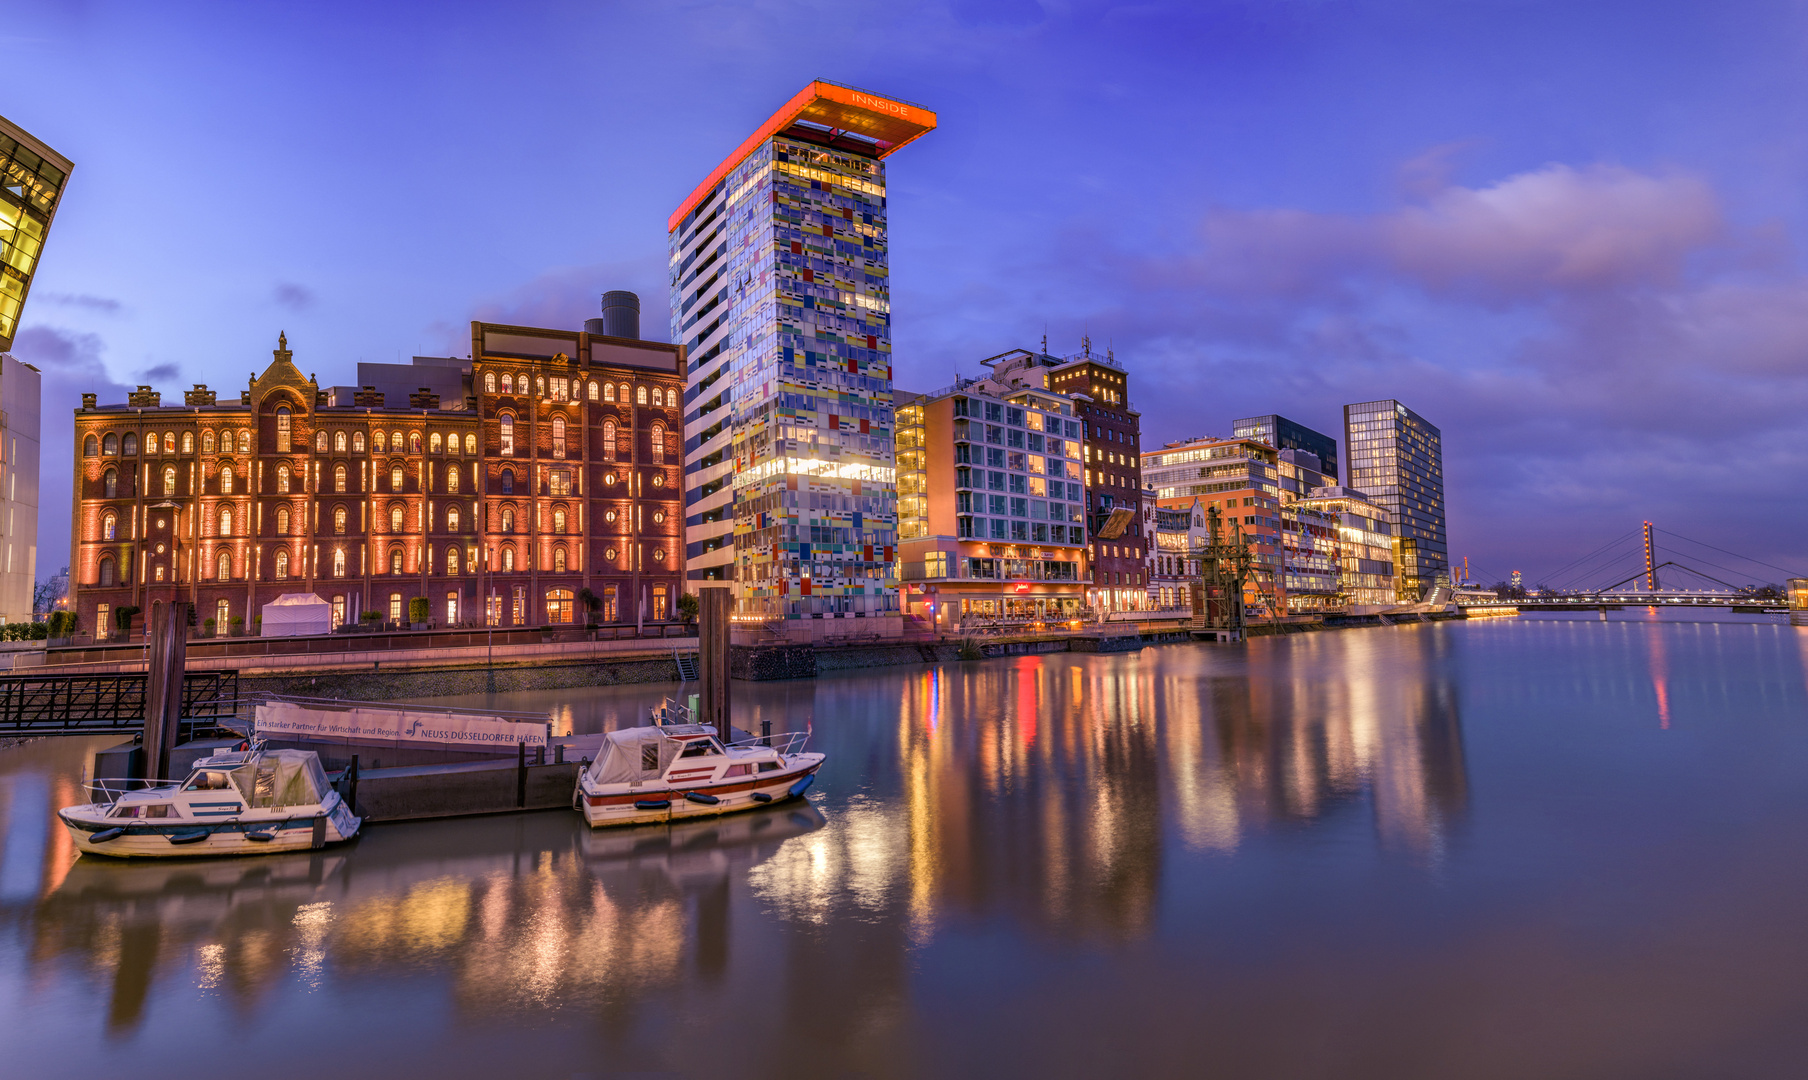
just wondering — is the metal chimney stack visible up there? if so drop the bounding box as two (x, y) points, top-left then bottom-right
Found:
(585, 290), (640, 339)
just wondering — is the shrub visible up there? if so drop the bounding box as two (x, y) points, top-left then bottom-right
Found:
(677, 593), (699, 624)
(115, 605), (141, 633)
(408, 597), (430, 624)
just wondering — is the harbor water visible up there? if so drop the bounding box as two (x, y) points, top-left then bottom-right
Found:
(3, 612), (1807, 1078)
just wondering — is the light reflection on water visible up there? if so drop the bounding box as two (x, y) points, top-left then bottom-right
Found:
(2, 617), (1807, 1078)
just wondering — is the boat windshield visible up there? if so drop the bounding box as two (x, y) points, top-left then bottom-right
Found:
(677, 738), (722, 758)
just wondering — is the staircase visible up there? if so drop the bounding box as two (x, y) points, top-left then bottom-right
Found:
(674, 650), (700, 682)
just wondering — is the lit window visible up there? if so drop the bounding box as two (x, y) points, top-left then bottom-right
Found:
(103, 469), (117, 498)
(277, 465), (291, 493)
(390, 505), (404, 532)
(552, 416), (566, 458)
(201, 430), (215, 453)
(446, 466), (460, 494)
(164, 432), (176, 454)
(333, 506), (346, 534)
(374, 431), (387, 452)
(602, 419), (616, 460)
(391, 465), (404, 490)
(588, 381), (598, 401)
(431, 432), (443, 454)
(276, 507), (291, 534)
(604, 383), (616, 403)
(501, 508), (515, 533)
(219, 507), (233, 536)
(353, 431), (365, 453)
(182, 432), (194, 453)
(446, 546), (460, 576)
(334, 464), (347, 492)
(553, 548), (567, 572)
(102, 433), (117, 454)
(391, 549), (403, 574)
(220, 466), (234, 495)
(410, 431), (421, 453)
(500, 415), (514, 456)
(275, 550), (290, 579)
(335, 431), (347, 453)
(238, 430), (250, 453)
(333, 548), (346, 577)
(465, 433), (476, 455)
(484, 372), (496, 393)
(162, 466), (176, 495)
(102, 513), (117, 540)
(636, 386), (648, 405)
(448, 506), (460, 531)
(553, 509), (567, 534)
(650, 422), (665, 463)
(316, 430), (328, 453)
(217, 553), (231, 581)
(502, 374), (514, 394)
(503, 546), (516, 572)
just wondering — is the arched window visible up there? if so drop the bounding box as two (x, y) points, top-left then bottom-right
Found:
(502, 373), (514, 394)
(484, 371), (496, 393)
(391, 464), (404, 491)
(145, 432), (158, 455)
(553, 508), (567, 534)
(98, 556), (115, 587)
(410, 431), (421, 453)
(84, 434), (98, 456)
(219, 506), (233, 537)
(202, 430), (215, 453)
(650, 422), (665, 463)
(447, 505), (460, 532)
(667, 388), (678, 407)
(588, 381), (599, 401)
(446, 465), (460, 494)
(546, 588), (574, 623)
(277, 464), (291, 493)
(315, 430), (328, 453)
(501, 469), (514, 495)
(637, 386), (648, 406)
(335, 431), (347, 453)
(274, 549), (290, 579)
(501, 508), (515, 534)
(216, 552), (231, 581)
(390, 505), (404, 532)
(164, 432), (176, 454)
(391, 548), (404, 574)
(182, 432), (194, 453)
(353, 431), (365, 453)
(604, 383), (616, 403)
(103, 432), (118, 454)
(619, 383), (630, 403)
(536, 376), (545, 396)
(551, 416), (566, 458)
(374, 431), (387, 453)
(602, 419), (616, 461)
(238, 430), (251, 453)
(333, 506), (346, 534)
(220, 466), (234, 494)
(334, 464), (347, 492)
(333, 548), (346, 577)
(123, 433), (138, 456)
(103, 468), (117, 498)
(464, 433), (476, 455)
(445, 546), (460, 576)
(102, 512), (117, 540)
(430, 432), (443, 454)
(499, 414), (514, 456)
(502, 547), (515, 572)
(276, 407), (292, 452)
(553, 548), (567, 573)
(162, 465), (177, 495)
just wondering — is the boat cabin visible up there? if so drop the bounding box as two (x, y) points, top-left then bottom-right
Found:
(586, 725), (787, 789)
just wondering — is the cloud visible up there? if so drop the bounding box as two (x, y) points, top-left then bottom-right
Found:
(274, 282), (316, 311)
(140, 362), (180, 382)
(435, 257), (673, 355)
(36, 293), (124, 314)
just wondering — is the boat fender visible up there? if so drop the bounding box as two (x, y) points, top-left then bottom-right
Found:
(236, 740), (250, 752)
(751, 792), (774, 803)
(90, 827), (126, 844)
(685, 791), (720, 805)
(788, 774), (815, 799)
(635, 799), (672, 811)
(244, 830), (276, 842)
(168, 829), (211, 845)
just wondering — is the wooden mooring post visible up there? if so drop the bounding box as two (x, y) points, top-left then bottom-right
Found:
(141, 601), (189, 780)
(698, 587), (732, 743)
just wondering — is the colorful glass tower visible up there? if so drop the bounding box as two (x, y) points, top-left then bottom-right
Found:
(670, 82), (935, 630)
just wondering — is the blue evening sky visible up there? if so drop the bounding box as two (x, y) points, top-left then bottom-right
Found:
(8, 1), (1807, 588)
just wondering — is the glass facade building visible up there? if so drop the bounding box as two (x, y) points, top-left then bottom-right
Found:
(0, 114), (73, 352)
(670, 82), (935, 625)
(1232, 413), (1338, 481)
(1342, 399), (1446, 601)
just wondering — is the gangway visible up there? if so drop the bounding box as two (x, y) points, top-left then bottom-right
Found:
(0, 670), (240, 738)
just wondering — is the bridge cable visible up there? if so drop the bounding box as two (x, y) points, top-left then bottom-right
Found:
(1653, 528), (1804, 580)
(1532, 528), (1641, 590)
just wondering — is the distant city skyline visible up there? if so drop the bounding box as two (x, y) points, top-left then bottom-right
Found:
(6, 2), (1808, 588)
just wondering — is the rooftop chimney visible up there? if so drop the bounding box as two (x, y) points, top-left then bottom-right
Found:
(585, 290), (640, 340)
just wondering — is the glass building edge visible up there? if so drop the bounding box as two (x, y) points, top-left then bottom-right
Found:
(0, 114), (75, 353)
(1341, 399), (1446, 602)
(672, 117), (917, 622)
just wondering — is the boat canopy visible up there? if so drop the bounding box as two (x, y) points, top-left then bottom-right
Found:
(188, 749), (333, 808)
(586, 727), (687, 785)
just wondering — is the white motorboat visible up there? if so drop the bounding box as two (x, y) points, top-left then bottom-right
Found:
(59, 747), (360, 858)
(576, 714), (823, 829)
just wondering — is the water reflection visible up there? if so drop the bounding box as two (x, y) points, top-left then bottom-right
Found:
(15, 621), (1805, 1076)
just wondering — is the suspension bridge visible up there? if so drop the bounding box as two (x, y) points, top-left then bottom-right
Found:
(1459, 521), (1802, 608)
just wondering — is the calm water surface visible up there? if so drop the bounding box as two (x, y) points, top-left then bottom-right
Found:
(4, 615), (1808, 1078)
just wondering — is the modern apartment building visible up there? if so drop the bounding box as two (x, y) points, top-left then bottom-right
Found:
(669, 81), (935, 635)
(1342, 399), (1446, 601)
(1145, 435), (1283, 611)
(1294, 485), (1397, 609)
(0, 114), (73, 353)
(0, 354), (40, 621)
(1233, 413), (1339, 481)
(895, 377), (1089, 629)
(70, 317), (683, 642)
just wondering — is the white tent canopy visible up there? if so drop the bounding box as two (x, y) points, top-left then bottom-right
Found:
(260, 593), (332, 637)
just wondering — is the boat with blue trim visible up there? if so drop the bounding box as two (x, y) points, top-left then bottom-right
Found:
(576, 708), (823, 828)
(58, 747), (360, 858)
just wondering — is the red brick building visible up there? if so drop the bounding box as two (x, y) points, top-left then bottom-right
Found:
(70, 321), (684, 641)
